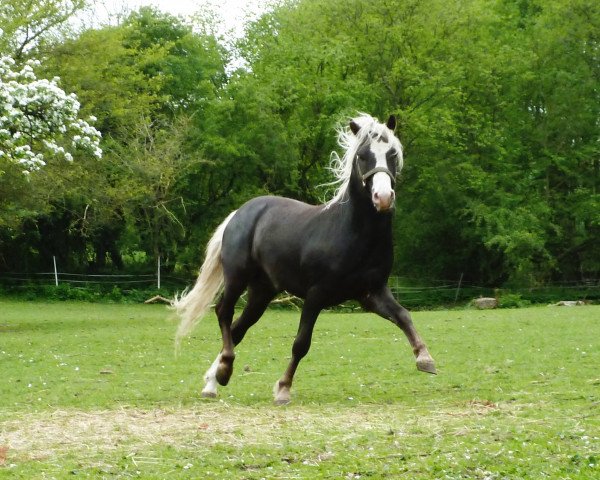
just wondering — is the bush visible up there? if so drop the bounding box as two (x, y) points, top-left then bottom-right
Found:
(498, 293), (531, 308)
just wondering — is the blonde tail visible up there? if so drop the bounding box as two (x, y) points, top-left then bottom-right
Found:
(173, 211), (236, 349)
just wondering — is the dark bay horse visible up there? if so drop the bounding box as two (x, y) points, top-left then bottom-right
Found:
(174, 114), (436, 404)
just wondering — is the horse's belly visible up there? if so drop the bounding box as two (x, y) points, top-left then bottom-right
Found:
(257, 254), (308, 297)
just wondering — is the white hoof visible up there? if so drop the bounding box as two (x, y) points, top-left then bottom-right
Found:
(273, 380), (291, 405)
(202, 353), (221, 397)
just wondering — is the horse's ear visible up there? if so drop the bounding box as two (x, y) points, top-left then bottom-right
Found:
(349, 120), (361, 135)
(386, 115), (397, 131)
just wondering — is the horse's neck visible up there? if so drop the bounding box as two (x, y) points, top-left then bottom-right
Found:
(339, 177), (393, 240)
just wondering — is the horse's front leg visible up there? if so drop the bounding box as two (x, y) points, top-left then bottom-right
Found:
(361, 287), (436, 374)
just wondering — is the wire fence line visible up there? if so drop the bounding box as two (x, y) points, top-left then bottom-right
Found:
(0, 271), (184, 287)
(386, 277), (600, 307)
(1, 270), (598, 291)
(1, 267), (598, 308)
(3, 270), (596, 287)
(0, 256), (180, 289)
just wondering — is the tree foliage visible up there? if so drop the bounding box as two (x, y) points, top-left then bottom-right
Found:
(0, 0), (598, 287)
(0, 56), (101, 173)
(0, 0), (87, 58)
(229, 0), (600, 284)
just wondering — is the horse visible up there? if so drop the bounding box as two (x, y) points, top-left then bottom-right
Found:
(174, 113), (436, 405)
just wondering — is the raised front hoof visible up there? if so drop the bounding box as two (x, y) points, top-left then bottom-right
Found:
(201, 390), (217, 399)
(274, 398), (291, 406)
(416, 358), (437, 374)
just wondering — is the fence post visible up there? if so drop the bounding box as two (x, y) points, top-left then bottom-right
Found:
(53, 256), (59, 287)
(157, 256), (161, 290)
(454, 272), (464, 304)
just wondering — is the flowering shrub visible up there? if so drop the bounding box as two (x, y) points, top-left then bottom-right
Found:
(0, 55), (102, 173)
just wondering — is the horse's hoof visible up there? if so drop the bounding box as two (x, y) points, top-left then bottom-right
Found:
(273, 380), (291, 405)
(201, 391), (217, 399)
(417, 359), (437, 375)
(216, 364), (233, 386)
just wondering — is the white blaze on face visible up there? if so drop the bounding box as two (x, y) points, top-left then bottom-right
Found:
(369, 139), (395, 211)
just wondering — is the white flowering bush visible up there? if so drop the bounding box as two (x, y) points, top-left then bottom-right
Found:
(0, 55), (102, 173)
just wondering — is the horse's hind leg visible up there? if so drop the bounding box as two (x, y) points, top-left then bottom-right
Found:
(274, 299), (322, 405)
(231, 282), (276, 345)
(198, 292), (237, 398)
(213, 281), (245, 387)
(362, 287), (436, 374)
(202, 352), (224, 398)
(202, 281), (275, 398)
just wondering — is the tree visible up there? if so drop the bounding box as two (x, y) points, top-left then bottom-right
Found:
(0, 0), (101, 244)
(1, 0), (597, 287)
(0, 55), (101, 174)
(1, 7), (230, 272)
(0, 0), (87, 59)
(233, 0), (600, 284)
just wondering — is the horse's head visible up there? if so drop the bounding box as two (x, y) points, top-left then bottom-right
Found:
(350, 115), (403, 212)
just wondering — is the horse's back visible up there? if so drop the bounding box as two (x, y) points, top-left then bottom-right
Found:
(221, 196), (321, 294)
(225, 195), (316, 242)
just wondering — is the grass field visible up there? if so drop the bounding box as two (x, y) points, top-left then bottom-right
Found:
(0, 300), (598, 479)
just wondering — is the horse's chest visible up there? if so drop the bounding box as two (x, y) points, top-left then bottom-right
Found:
(347, 250), (391, 286)
(321, 239), (392, 296)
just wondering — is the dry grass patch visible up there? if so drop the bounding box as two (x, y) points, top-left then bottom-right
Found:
(2, 401), (513, 463)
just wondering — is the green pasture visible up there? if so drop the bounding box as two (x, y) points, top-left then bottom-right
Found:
(0, 300), (598, 479)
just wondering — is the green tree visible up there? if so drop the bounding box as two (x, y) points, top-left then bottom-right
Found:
(0, 0), (87, 58)
(2, 0), (598, 288)
(232, 0), (600, 284)
(0, 7), (228, 273)
(0, 0), (99, 247)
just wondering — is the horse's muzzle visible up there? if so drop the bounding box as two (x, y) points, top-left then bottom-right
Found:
(370, 170), (396, 212)
(372, 189), (395, 212)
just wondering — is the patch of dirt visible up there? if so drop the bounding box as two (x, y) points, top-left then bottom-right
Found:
(0, 401), (511, 462)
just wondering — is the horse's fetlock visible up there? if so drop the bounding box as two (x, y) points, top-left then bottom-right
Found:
(277, 379), (290, 389)
(220, 352), (235, 363)
(216, 363), (233, 386)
